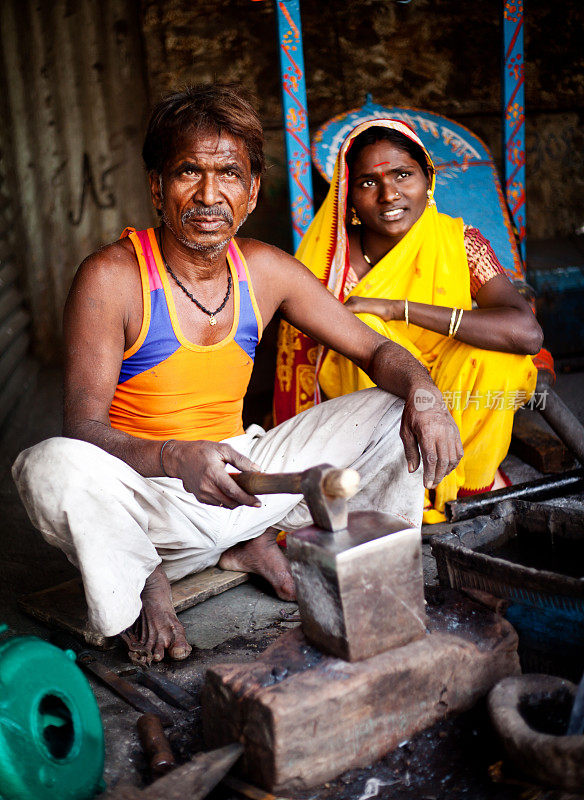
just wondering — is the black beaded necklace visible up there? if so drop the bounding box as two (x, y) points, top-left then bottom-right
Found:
(160, 237), (232, 327)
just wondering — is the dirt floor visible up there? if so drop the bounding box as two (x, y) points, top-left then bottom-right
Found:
(1, 368), (584, 800)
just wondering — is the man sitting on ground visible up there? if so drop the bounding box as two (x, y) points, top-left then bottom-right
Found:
(13, 84), (462, 664)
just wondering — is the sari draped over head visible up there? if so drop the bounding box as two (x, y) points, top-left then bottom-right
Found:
(274, 118), (536, 523)
(273, 118), (471, 421)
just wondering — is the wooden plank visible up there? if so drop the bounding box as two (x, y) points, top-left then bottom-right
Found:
(511, 409), (575, 473)
(171, 567), (248, 613)
(19, 567), (248, 648)
(202, 590), (520, 793)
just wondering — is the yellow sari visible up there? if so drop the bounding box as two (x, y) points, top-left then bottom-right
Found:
(274, 119), (536, 523)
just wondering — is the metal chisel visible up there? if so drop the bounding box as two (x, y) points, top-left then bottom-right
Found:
(120, 666), (199, 711)
(51, 633), (173, 726)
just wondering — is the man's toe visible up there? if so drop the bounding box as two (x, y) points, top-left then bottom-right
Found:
(168, 640), (191, 660)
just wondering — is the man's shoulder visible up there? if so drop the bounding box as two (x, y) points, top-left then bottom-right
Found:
(75, 237), (139, 288)
(235, 237), (304, 277)
(236, 236), (285, 262)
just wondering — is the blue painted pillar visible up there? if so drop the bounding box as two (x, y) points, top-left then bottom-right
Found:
(502, 0), (526, 262)
(275, 0), (314, 252)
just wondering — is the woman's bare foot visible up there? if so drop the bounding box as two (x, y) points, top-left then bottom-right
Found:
(120, 565), (192, 665)
(492, 468), (510, 491)
(218, 528), (296, 601)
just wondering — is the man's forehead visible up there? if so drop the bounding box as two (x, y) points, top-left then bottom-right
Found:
(170, 129), (250, 166)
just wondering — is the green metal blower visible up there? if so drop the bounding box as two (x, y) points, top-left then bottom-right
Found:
(0, 625), (105, 800)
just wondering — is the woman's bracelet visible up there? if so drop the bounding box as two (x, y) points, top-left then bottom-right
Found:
(160, 439), (176, 477)
(452, 308), (464, 337)
(448, 307), (457, 337)
(404, 298), (409, 327)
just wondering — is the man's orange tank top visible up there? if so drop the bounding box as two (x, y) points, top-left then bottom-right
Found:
(108, 228), (263, 442)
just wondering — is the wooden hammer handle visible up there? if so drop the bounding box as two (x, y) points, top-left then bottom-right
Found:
(231, 467), (359, 499)
(137, 713), (176, 777)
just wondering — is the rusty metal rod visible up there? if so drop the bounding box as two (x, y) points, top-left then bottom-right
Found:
(120, 667), (198, 711)
(445, 469), (584, 522)
(536, 372), (584, 466)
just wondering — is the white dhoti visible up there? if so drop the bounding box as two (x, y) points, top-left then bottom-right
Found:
(12, 388), (423, 637)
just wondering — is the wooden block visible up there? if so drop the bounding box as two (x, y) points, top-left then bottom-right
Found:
(511, 409), (575, 473)
(287, 510), (425, 661)
(202, 589), (520, 793)
(19, 567), (248, 648)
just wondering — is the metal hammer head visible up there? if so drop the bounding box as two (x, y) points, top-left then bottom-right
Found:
(300, 464), (360, 531)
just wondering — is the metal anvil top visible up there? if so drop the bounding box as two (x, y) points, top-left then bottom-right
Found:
(288, 509), (414, 563)
(287, 510), (427, 662)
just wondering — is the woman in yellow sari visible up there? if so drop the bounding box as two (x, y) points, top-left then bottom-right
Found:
(274, 119), (543, 523)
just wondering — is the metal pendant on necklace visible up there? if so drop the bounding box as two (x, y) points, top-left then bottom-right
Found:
(161, 243), (233, 327)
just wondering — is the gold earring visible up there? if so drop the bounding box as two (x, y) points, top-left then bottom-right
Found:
(426, 189), (436, 207)
(350, 207), (361, 226)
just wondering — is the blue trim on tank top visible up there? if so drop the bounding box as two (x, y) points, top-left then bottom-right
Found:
(234, 282), (260, 360)
(118, 267), (260, 384)
(118, 287), (180, 383)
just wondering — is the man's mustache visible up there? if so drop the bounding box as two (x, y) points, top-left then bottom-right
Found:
(182, 206), (233, 226)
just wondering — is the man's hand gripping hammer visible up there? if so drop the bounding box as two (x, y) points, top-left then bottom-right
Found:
(231, 464), (360, 531)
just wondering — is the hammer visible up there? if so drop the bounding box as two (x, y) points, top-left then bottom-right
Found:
(231, 463), (360, 531)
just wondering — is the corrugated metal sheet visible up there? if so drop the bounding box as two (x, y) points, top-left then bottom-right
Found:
(0, 0), (154, 364)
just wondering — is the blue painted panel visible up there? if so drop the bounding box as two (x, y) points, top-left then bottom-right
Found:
(275, 0), (314, 252)
(502, 0), (526, 262)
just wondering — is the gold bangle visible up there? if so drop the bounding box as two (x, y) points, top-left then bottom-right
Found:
(448, 307), (457, 337)
(452, 308), (464, 337)
(404, 298), (409, 327)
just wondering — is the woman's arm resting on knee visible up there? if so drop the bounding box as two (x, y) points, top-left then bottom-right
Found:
(344, 276), (543, 355)
(273, 251), (463, 489)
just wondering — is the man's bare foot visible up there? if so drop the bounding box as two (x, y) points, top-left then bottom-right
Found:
(218, 528), (296, 601)
(120, 565), (192, 665)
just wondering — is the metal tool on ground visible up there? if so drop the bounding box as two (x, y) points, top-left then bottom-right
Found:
(536, 370), (584, 466)
(137, 714), (176, 777)
(51, 634), (173, 726)
(0, 624), (105, 800)
(222, 775), (291, 800)
(232, 463), (360, 530)
(444, 468), (584, 522)
(234, 465), (426, 660)
(120, 667), (199, 711)
(104, 743), (243, 799)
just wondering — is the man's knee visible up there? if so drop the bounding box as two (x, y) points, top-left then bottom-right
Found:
(12, 437), (105, 520)
(14, 437), (87, 489)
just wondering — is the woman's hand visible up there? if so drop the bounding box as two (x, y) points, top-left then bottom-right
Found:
(344, 296), (404, 321)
